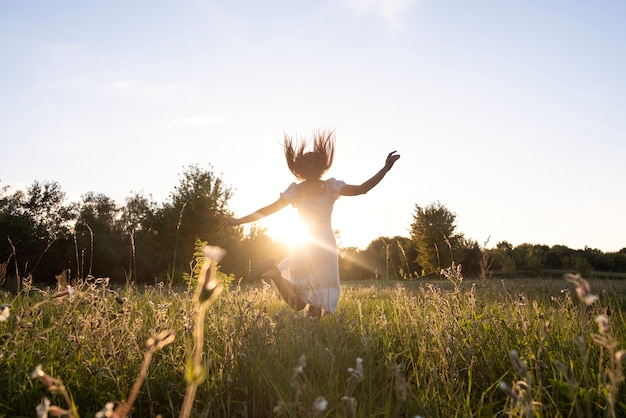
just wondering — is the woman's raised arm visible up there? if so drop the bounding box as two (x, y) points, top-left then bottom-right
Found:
(340, 151), (400, 196)
(221, 197), (289, 227)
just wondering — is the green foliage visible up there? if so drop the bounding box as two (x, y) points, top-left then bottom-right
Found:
(2, 274), (626, 417)
(356, 236), (420, 280)
(0, 166), (241, 285)
(3, 175), (626, 288)
(182, 238), (234, 290)
(410, 201), (464, 275)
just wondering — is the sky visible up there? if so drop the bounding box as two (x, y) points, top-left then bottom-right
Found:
(1, 0), (625, 252)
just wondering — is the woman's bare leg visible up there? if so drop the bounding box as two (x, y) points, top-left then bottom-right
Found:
(307, 305), (323, 318)
(262, 269), (306, 311)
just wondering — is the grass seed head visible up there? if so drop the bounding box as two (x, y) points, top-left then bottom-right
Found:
(348, 357), (364, 383)
(36, 397), (50, 418)
(0, 304), (9, 321)
(95, 402), (115, 418)
(499, 381), (520, 402)
(194, 247), (226, 305)
(509, 350), (528, 376)
(565, 273), (598, 305)
(312, 396), (328, 414)
(147, 329), (176, 350)
(596, 314), (610, 335)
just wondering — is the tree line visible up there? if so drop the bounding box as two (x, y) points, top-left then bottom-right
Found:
(2, 166), (625, 288)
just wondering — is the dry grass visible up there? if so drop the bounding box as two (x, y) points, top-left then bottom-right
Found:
(1, 266), (626, 417)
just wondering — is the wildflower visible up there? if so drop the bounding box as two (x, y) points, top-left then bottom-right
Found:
(31, 365), (64, 393)
(273, 400), (288, 414)
(203, 245), (226, 262)
(348, 357), (364, 383)
(194, 246), (226, 305)
(325, 347), (335, 361)
(312, 396), (328, 414)
(95, 402), (115, 418)
(31, 364), (45, 379)
(0, 304), (9, 322)
(52, 285), (75, 300)
(342, 396), (358, 417)
(390, 362), (407, 402)
(294, 354), (307, 377)
(499, 381), (519, 402)
(146, 329), (176, 351)
(510, 350), (528, 376)
(341, 395), (357, 409)
(36, 397), (51, 418)
(596, 314), (610, 335)
(565, 273), (598, 305)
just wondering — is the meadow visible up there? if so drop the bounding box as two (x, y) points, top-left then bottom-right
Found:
(1, 257), (625, 417)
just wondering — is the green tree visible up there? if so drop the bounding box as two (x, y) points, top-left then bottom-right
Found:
(410, 202), (463, 275)
(75, 192), (123, 280)
(459, 237), (481, 278)
(120, 192), (160, 283)
(545, 245), (573, 269)
(512, 244), (548, 274)
(154, 164), (239, 282)
(338, 246), (370, 281)
(0, 181), (76, 283)
(491, 241), (517, 275)
(361, 236), (419, 280)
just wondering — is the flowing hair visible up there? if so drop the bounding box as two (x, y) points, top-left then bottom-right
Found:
(284, 129), (335, 181)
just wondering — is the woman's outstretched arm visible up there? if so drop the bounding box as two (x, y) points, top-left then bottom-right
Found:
(221, 197), (289, 227)
(340, 151), (400, 196)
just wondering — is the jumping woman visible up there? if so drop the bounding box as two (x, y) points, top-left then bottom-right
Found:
(222, 130), (400, 317)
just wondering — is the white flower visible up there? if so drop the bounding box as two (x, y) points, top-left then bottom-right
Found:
(31, 364), (45, 379)
(203, 245), (226, 262)
(293, 354), (307, 377)
(566, 273), (598, 305)
(312, 396), (328, 412)
(596, 314), (610, 334)
(95, 402), (115, 418)
(509, 350), (528, 376)
(341, 395), (357, 410)
(0, 304), (9, 322)
(36, 397), (51, 418)
(348, 357), (364, 383)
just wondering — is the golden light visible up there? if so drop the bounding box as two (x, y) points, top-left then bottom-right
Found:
(261, 212), (309, 248)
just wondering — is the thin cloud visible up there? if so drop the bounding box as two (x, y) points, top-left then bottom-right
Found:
(175, 117), (223, 126)
(343, 0), (416, 28)
(36, 40), (84, 55)
(102, 79), (189, 99)
(134, 117), (223, 132)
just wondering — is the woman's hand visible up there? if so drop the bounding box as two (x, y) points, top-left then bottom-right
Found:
(385, 151), (400, 171)
(221, 216), (239, 228)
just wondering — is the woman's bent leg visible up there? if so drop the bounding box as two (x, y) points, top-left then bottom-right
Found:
(262, 269), (306, 311)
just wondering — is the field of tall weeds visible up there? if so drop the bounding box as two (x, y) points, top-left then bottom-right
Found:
(1, 251), (625, 417)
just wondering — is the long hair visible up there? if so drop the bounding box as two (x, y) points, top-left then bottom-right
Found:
(284, 129), (335, 181)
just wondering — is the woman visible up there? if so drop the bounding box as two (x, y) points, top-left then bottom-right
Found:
(222, 130), (400, 316)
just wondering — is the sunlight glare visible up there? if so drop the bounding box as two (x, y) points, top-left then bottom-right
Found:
(262, 212), (310, 248)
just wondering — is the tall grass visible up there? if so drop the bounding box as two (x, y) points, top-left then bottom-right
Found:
(1, 268), (625, 416)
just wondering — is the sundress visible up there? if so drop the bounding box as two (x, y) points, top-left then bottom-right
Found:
(277, 178), (346, 313)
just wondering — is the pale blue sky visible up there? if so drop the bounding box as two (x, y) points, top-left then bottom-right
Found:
(1, 1), (625, 252)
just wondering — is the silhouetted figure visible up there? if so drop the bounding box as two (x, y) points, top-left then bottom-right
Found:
(222, 130), (400, 317)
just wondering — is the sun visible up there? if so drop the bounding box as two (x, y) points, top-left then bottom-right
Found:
(262, 213), (309, 248)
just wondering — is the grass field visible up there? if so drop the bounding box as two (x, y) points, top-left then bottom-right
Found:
(1, 263), (626, 417)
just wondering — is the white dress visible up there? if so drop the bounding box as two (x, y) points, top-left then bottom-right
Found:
(277, 178), (346, 313)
